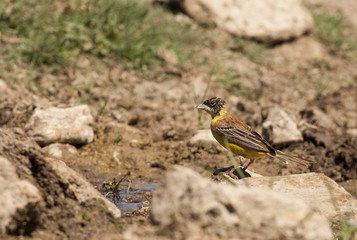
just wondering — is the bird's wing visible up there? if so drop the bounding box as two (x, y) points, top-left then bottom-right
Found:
(214, 115), (273, 153)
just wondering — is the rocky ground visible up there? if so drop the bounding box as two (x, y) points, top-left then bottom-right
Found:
(0, 0), (357, 239)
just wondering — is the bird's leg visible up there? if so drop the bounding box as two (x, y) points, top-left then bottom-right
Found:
(243, 159), (255, 170)
(214, 166), (239, 180)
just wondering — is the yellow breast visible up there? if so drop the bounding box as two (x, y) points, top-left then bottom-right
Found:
(211, 114), (266, 159)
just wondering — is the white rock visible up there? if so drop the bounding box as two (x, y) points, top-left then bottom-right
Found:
(347, 128), (357, 137)
(300, 107), (337, 130)
(0, 156), (42, 234)
(272, 37), (328, 67)
(151, 166), (332, 240)
(26, 105), (94, 146)
(158, 47), (179, 65)
(44, 143), (78, 159)
(188, 129), (216, 146)
(236, 173), (357, 222)
(0, 128), (121, 231)
(0, 79), (9, 91)
(188, 129), (225, 153)
(263, 108), (303, 145)
(172, 0), (314, 43)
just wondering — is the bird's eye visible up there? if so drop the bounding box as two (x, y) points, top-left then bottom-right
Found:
(210, 100), (216, 107)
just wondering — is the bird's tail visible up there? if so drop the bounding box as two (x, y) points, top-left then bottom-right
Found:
(274, 150), (314, 167)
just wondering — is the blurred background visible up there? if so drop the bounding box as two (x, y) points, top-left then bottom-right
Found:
(0, 0), (356, 239)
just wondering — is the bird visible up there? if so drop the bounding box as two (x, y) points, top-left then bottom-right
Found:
(196, 97), (313, 170)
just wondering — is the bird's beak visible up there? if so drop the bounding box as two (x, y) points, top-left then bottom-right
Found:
(196, 103), (208, 111)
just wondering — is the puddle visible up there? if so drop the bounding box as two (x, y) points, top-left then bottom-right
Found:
(104, 182), (157, 214)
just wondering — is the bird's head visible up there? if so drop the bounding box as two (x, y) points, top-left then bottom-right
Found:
(196, 97), (226, 118)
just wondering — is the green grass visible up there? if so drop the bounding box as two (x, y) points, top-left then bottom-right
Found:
(212, 66), (242, 93)
(211, 66), (263, 100)
(97, 97), (109, 117)
(332, 220), (357, 240)
(114, 132), (123, 145)
(229, 37), (270, 64)
(324, 180), (357, 240)
(0, 0), (203, 69)
(103, 175), (127, 204)
(312, 9), (357, 58)
(292, 58), (334, 100)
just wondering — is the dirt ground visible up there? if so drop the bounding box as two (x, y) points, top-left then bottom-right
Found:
(1, 1), (357, 239)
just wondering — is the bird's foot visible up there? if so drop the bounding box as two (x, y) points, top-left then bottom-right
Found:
(214, 165), (251, 180)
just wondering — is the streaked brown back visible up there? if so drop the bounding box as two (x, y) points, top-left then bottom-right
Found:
(214, 114), (276, 155)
